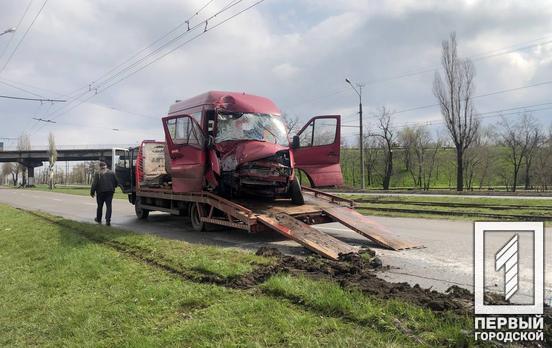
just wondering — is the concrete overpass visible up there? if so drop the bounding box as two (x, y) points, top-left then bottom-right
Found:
(0, 145), (134, 185)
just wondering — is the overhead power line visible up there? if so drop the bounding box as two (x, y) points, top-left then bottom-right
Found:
(342, 101), (552, 133)
(363, 35), (552, 87)
(24, 0), (229, 134)
(0, 0), (49, 75)
(342, 78), (552, 124)
(0, 77), (66, 97)
(0, 79), (44, 98)
(389, 105), (552, 132)
(389, 79), (552, 116)
(93, 0), (244, 91)
(63, 0), (218, 99)
(0, 94), (65, 102)
(32, 117), (55, 123)
(31, 0), (267, 135)
(34, 0), (245, 126)
(291, 33), (552, 112)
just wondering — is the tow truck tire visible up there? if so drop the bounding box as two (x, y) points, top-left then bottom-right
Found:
(290, 177), (304, 205)
(135, 197), (150, 219)
(190, 203), (205, 232)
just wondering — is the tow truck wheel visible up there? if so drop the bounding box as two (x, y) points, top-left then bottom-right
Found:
(135, 197), (150, 219)
(290, 177), (305, 205)
(190, 203), (205, 232)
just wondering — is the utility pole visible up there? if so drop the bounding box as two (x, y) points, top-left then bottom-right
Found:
(345, 78), (365, 189)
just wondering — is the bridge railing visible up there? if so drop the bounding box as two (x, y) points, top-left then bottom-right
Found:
(1, 144), (138, 151)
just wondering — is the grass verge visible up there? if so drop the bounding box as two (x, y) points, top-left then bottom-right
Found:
(0, 204), (476, 346)
(29, 184), (128, 199)
(341, 194), (552, 223)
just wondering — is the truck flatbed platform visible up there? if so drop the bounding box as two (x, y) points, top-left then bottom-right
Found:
(133, 186), (420, 260)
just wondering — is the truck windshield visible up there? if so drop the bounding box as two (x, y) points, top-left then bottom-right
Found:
(215, 112), (288, 145)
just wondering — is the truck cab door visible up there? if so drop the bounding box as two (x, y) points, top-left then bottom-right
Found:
(113, 147), (133, 193)
(292, 115), (343, 187)
(162, 115), (206, 192)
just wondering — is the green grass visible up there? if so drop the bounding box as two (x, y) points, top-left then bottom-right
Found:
(30, 210), (271, 279)
(262, 275), (474, 347)
(0, 204), (476, 346)
(341, 194), (552, 223)
(29, 184), (128, 199)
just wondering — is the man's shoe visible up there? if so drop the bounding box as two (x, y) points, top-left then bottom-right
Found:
(106, 221), (111, 226)
(94, 217), (101, 224)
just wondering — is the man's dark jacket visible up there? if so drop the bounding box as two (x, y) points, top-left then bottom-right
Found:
(90, 169), (119, 195)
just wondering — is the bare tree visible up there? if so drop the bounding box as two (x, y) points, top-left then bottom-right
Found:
(463, 143), (482, 191)
(362, 136), (380, 186)
(533, 124), (552, 191)
(16, 133), (31, 187)
(370, 106), (396, 190)
(472, 127), (496, 189)
(2, 163), (18, 186)
(281, 113), (301, 136)
(522, 116), (543, 190)
(499, 113), (541, 192)
(399, 126), (441, 190)
(48, 132), (58, 190)
(433, 32), (480, 191)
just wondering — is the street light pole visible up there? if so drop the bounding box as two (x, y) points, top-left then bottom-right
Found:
(0, 27), (16, 37)
(345, 78), (365, 190)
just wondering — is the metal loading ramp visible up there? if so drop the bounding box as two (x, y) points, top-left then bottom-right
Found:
(321, 206), (418, 250)
(299, 187), (421, 251)
(240, 188), (420, 260)
(257, 213), (358, 261)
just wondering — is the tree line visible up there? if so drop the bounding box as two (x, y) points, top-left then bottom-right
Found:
(339, 32), (550, 192)
(340, 112), (551, 192)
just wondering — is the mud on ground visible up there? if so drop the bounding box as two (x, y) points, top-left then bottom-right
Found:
(254, 247), (473, 314)
(252, 247), (551, 347)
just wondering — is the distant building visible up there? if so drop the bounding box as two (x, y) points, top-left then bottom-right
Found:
(0, 142), (3, 152)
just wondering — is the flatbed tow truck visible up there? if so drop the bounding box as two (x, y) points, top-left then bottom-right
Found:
(115, 92), (418, 260)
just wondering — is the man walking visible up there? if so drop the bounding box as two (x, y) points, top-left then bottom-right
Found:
(90, 161), (119, 226)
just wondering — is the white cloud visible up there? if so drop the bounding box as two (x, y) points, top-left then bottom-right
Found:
(272, 63), (300, 79)
(0, 0), (551, 149)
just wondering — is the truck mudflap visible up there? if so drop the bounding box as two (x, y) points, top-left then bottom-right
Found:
(258, 213), (358, 261)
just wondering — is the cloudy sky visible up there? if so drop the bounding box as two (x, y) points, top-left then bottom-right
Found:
(0, 0), (551, 149)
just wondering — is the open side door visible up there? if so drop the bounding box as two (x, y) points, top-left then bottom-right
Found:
(113, 147), (134, 193)
(162, 115), (206, 193)
(292, 115), (343, 187)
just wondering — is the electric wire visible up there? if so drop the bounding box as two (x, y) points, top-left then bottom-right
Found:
(0, 0), (49, 74)
(62, 0), (218, 98)
(288, 33), (552, 111)
(35, 0), (243, 124)
(26, 0), (235, 133)
(31, 0), (266, 135)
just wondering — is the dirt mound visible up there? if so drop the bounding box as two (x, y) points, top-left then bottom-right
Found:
(255, 246), (284, 258)
(251, 247), (474, 314)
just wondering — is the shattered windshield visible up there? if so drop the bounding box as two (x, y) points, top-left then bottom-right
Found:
(215, 112), (288, 145)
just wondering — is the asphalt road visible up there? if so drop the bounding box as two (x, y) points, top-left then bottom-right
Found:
(1, 187), (550, 303)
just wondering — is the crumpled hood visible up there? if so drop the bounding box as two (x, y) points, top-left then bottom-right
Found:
(217, 141), (288, 171)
